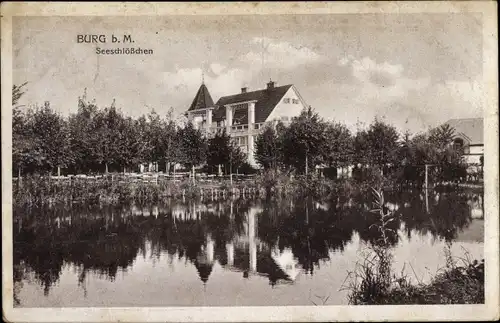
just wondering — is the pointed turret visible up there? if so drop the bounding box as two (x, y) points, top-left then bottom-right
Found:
(188, 83), (215, 112)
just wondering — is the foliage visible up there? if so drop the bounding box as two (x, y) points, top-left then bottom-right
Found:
(177, 121), (208, 170)
(342, 188), (484, 305)
(280, 106), (328, 174)
(11, 85), (469, 185)
(14, 102), (73, 174)
(206, 129), (245, 174)
(323, 121), (354, 168)
(354, 118), (400, 167)
(255, 124), (283, 170)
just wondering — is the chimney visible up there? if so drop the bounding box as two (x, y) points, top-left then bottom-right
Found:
(241, 87), (247, 93)
(266, 80), (275, 90)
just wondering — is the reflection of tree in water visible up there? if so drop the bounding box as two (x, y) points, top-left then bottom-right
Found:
(14, 204), (146, 297)
(395, 189), (474, 242)
(147, 199), (251, 283)
(258, 197), (357, 275)
(349, 191), (401, 248)
(13, 189), (480, 300)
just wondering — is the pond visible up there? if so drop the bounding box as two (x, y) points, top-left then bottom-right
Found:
(13, 188), (484, 307)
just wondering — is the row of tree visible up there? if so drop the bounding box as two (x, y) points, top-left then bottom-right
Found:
(13, 83), (470, 183)
(254, 107), (470, 183)
(13, 84), (245, 176)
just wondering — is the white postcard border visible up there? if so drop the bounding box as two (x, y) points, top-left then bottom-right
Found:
(1, 2), (498, 322)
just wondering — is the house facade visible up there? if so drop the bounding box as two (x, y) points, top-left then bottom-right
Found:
(186, 80), (308, 166)
(444, 118), (484, 165)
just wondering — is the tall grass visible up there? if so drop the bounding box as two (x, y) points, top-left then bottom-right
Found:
(13, 171), (378, 208)
(341, 187), (484, 304)
(13, 175), (192, 207)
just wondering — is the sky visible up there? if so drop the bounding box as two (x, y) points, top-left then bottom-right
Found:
(13, 13), (483, 134)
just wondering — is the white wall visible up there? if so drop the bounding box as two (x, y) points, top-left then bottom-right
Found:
(469, 145), (483, 155)
(464, 145), (483, 164)
(265, 86), (307, 122)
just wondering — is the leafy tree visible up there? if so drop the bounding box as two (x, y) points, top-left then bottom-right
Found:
(281, 107), (328, 175)
(322, 122), (353, 168)
(255, 124), (282, 170)
(12, 82), (28, 107)
(119, 117), (149, 171)
(364, 119), (400, 166)
(177, 122), (208, 170)
(12, 83), (41, 176)
(29, 102), (73, 174)
(68, 98), (101, 173)
(207, 129), (245, 175)
(143, 110), (163, 168)
(161, 109), (182, 173)
(353, 129), (370, 166)
(429, 123), (455, 150)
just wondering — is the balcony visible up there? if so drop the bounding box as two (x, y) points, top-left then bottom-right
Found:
(205, 122), (268, 137)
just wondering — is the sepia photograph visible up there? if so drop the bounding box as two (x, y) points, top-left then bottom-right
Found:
(2, 1), (498, 322)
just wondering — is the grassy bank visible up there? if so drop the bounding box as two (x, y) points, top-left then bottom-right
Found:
(341, 188), (484, 304)
(344, 249), (484, 304)
(12, 171), (483, 208)
(12, 172), (360, 207)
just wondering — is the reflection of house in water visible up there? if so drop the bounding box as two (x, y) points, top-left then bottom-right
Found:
(130, 205), (159, 217)
(222, 206), (301, 286)
(171, 203), (220, 220)
(467, 193), (484, 219)
(195, 234), (215, 284)
(270, 247), (300, 281)
(136, 200), (303, 286)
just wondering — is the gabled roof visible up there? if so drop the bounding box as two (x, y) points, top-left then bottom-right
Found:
(188, 83), (215, 112)
(213, 84), (293, 124)
(444, 118), (483, 145)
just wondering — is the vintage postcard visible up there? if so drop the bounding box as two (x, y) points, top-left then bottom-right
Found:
(1, 1), (499, 322)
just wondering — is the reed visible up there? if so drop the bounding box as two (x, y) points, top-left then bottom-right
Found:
(341, 187), (484, 304)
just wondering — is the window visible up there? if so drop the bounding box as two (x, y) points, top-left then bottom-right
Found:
(454, 138), (464, 149)
(453, 138), (470, 154)
(283, 98), (290, 104)
(292, 99), (299, 104)
(233, 136), (247, 147)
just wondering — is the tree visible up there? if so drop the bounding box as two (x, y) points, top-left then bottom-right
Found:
(281, 107), (328, 175)
(364, 119), (400, 166)
(353, 129), (370, 166)
(160, 109), (182, 174)
(207, 129), (245, 175)
(429, 123), (455, 150)
(177, 122), (207, 170)
(255, 124), (282, 170)
(68, 98), (101, 173)
(12, 82), (28, 107)
(143, 110), (163, 169)
(29, 102), (73, 174)
(322, 122), (353, 168)
(12, 83), (41, 176)
(119, 117), (149, 171)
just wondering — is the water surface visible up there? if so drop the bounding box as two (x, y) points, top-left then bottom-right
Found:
(13, 188), (484, 306)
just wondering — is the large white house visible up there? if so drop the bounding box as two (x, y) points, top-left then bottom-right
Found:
(444, 117), (484, 165)
(185, 80), (308, 166)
